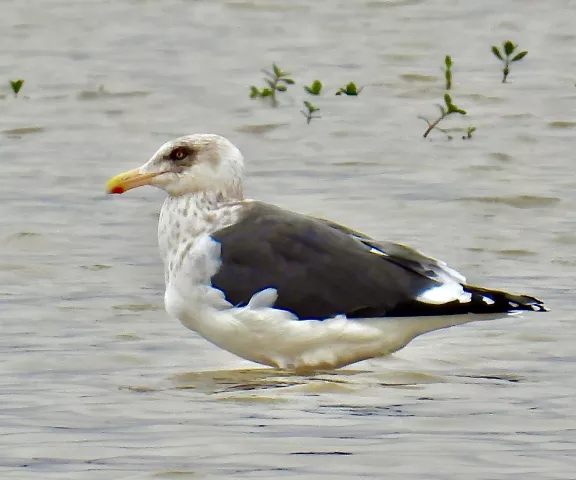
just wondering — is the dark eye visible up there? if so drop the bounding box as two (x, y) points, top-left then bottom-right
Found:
(170, 147), (189, 161)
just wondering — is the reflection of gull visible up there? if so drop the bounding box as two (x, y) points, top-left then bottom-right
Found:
(106, 134), (548, 371)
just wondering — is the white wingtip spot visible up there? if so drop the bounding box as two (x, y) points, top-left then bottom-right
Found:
(369, 247), (389, 257)
(482, 296), (496, 305)
(417, 284), (472, 305)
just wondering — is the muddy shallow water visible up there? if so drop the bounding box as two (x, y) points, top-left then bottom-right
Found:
(1, 0), (575, 478)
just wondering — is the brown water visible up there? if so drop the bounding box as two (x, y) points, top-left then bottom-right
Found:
(1, 0), (575, 478)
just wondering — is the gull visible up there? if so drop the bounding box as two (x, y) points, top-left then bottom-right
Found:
(105, 134), (547, 371)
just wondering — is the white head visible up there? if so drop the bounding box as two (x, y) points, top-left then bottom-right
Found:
(106, 134), (245, 199)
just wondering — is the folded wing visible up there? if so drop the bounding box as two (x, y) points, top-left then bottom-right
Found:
(210, 202), (546, 320)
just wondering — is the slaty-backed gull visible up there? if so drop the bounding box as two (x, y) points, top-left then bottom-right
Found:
(105, 134), (547, 371)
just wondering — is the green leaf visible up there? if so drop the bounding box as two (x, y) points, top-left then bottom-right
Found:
(271, 64), (289, 78)
(302, 100), (321, 124)
(282, 78), (295, 85)
(336, 82), (360, 96)
(491, 46), (503, 60)
(272, 63), (282, 78)
(503, 40), (515, 57)
(305, 80), (323, 95)
(445, 55), (452, 68)
(249, 85), (260, 98)
(261, 89), (273, 97)
(10, 79), (24, 95)
(337, 82), (361, 95)
(443, 92), (466, 115)
(303, 100), (319, 112)
(511, 50), (528, 62)
(447, 104), (466, 115)
(276, 85), (287, 92)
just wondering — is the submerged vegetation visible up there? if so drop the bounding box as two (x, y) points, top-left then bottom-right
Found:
(249, 63), (295, 107)
(419, 93), (467, 139)
(9, 79), (24, 97)
(444, 55), (453, 90)
(301, 101), (321, 124)
(250, 39), (527, 136)
(302, 80), (322, 124)
(491, 41), (528, 83)
(335, 82), (363, 96)
(417, 55), (474, 139)
(6, 40), (532, 139)
(304, 80), (323, 95)
(463, 126), (477, 140)
(248, 40), (531, 135)
(249, 64), (362, 124)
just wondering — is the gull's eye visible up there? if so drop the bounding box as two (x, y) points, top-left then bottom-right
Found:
(170, 147), (190, 161)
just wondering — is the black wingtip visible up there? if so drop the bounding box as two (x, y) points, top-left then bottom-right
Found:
(525, 301), (549, 313)
(465, 285), (549, 314)
(509, 295), (549, 313)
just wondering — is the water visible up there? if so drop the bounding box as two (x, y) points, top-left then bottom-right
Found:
(1, 0), (575, 478)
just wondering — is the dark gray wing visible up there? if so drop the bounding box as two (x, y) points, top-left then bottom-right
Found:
(319, 217), (466, 285)
(210, 202), (547, 319)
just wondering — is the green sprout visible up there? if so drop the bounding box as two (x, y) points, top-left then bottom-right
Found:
(420, 93), (467, 138)
(335, 82), (362, 96)
(444, 55), (453, 90)
(491, 41), (528, 83)
(10, 79), (24, 97)
(304, 80), (323, 95)
(462, 126), (477, 140)
(301, 101), (321, 124)
(249, 63), (295, 107)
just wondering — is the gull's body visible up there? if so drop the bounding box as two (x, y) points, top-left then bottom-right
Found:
(106, 134), (547, 371)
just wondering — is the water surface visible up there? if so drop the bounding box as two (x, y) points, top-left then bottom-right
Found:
(1, 0), (575, 478)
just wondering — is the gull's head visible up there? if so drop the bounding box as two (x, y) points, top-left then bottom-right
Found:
(106, 134), (244, 198)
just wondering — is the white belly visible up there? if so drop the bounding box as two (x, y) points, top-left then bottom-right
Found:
(166, 289), (507, 371)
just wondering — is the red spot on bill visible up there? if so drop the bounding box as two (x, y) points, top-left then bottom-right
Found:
(110, 186), (125, 194)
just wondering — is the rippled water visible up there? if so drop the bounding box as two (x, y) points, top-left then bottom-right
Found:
(1, 0), (575, 478)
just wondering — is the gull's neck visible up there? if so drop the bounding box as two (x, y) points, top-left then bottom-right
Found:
(158, 190), (243, 284)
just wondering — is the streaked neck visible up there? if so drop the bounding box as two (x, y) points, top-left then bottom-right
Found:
(158, 191), (242, 284)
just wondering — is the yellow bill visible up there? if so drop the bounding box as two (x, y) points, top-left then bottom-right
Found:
(105, 169), (160, 194)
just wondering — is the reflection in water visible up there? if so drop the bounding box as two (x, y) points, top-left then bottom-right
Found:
(165, 368), (449, 396)
(119, 367), (454, 397)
